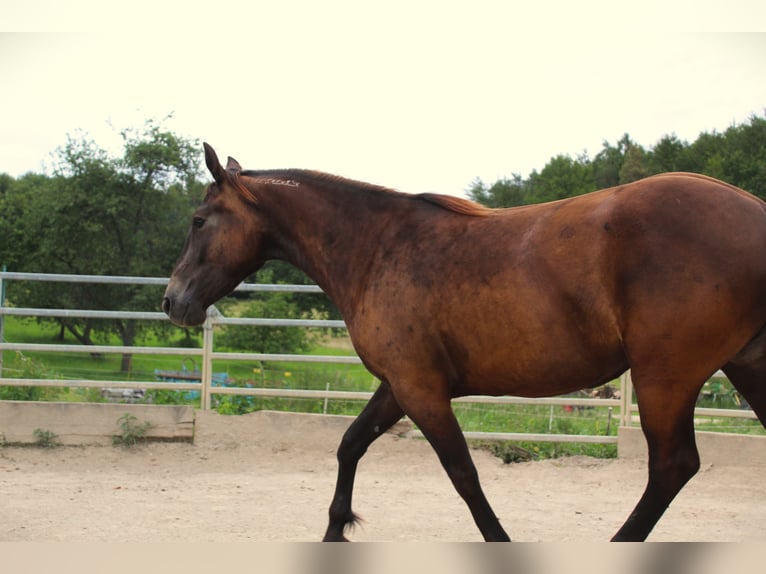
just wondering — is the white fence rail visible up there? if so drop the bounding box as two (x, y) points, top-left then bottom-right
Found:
(0, 272), (759, 445)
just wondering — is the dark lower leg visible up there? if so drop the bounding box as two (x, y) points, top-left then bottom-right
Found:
(445, 454), (510, 542)
(410, 405), (510, 541)
(323, 381), (404, 541)
(611, 452), (699, 541)
(612, 399), (700, 541)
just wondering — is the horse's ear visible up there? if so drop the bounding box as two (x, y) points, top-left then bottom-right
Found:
(226, 156), (242, 176)
(203, 142), (226, 185)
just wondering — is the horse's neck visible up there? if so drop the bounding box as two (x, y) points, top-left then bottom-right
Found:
(265, 184), (395, 317)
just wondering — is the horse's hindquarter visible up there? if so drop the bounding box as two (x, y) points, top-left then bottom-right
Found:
(606, 174), (766, 376)
(351, 174), (766, 399)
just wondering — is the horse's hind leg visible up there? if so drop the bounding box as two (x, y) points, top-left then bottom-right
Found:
(724, 367), (766, 426)
(612, 373), (702, 541)
(723, 334), (766, 426)
(323, 380), (404, 541)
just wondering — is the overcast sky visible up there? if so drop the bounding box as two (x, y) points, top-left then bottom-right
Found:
(2, 4), (765, 197)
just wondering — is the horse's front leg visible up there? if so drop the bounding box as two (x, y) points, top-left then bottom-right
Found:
(323, 380), (404, 541)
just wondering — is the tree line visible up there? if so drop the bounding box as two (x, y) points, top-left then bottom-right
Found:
(467, 113), (766, 207)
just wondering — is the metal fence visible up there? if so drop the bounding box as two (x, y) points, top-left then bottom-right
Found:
(0, 271), (759, 444)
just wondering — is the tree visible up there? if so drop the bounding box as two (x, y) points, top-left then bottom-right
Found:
(0, 173), (57, 271)
(6, 120), (204, 371)
(715, 115), (766, 199)
(0, 173), (13, 196)
(466, 175), (527, 208)
(525, 153), (594, 203)
(618, 143), (650, 184)
(667, 114), (766, 198)
(216, 292), (315, 355)
(683, 130), (726, 176)
(465, 112), (766, 208)
(648, 134), (687, 174)
(592, 136), (629, 189)
(255, 261), (341, 321)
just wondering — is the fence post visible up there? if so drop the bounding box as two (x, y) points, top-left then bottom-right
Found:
(201, 306), (217, 411)
(619, 370), (634, 427)
(0, 265), (6, 377)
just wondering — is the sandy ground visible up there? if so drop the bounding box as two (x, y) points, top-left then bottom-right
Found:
(1, 410), (765, 543)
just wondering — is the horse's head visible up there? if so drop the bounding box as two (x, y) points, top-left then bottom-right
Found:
(162, 143), (268, 327)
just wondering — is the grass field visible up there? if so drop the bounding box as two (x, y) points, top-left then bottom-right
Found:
(2, 315), (763, 461)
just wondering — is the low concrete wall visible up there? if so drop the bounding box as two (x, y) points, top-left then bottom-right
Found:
(618, 426), (766, 466)
(2, 402), (762, 465)
(0, 401), (194, 446)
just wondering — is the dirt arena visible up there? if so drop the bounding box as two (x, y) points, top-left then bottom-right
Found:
(1, 410), (765, 542)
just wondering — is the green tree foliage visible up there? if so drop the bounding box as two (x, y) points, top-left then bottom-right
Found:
(0, 173), (56, 271)
(466, 174), (527, 208)
(526, 153), (595, 203)
(216, 292), (315, 355)
(255, 261), (341, 321)
(591, 134), (632, 189)
(705, 117), (766, 196)
(618, 143), (650, 184)
(467, 113), (766, 207)
(0, 121), (342, 370)
(648, 134), (687, 173)
(1, 120), (204, 370)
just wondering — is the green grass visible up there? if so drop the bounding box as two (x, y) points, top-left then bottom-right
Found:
(1, 317), (200, 379)
(2, 316), (763, 462)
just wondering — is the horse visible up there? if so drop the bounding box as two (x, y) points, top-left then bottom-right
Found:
(162, 143), (766, 541)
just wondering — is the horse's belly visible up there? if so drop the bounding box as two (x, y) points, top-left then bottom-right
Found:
(453, 345), (628, 399)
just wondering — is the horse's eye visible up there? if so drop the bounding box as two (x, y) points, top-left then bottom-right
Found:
(192, 216), (205, 229)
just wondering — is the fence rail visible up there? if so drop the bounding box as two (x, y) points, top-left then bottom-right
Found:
(0, 271), (758, 445)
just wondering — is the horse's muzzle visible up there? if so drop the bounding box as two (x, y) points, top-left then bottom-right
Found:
(161, 292), (207, 327)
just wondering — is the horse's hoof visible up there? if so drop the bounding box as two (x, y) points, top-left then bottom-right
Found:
(322, 536), (350, 542)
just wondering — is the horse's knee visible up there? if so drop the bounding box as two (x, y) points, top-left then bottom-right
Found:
(336, 428), (368, 465)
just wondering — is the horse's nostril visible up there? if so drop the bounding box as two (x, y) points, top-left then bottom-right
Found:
(161, 296), (172, 315)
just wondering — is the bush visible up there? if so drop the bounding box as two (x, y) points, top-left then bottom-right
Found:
(112, 413), (152, 447)
(33, 428), (59, 448)
(0, 351), (63, 401)
(217, 294), (315, 354)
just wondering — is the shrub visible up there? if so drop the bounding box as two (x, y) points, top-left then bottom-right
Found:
(216, 294), (315, 354)
(33, 428), (59, 448)
(112, 413), (152, 447)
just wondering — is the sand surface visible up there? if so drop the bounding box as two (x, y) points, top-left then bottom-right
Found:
(1, 410), (764, 542)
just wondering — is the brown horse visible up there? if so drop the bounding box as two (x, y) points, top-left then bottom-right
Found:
(163, 143), (766, 541)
